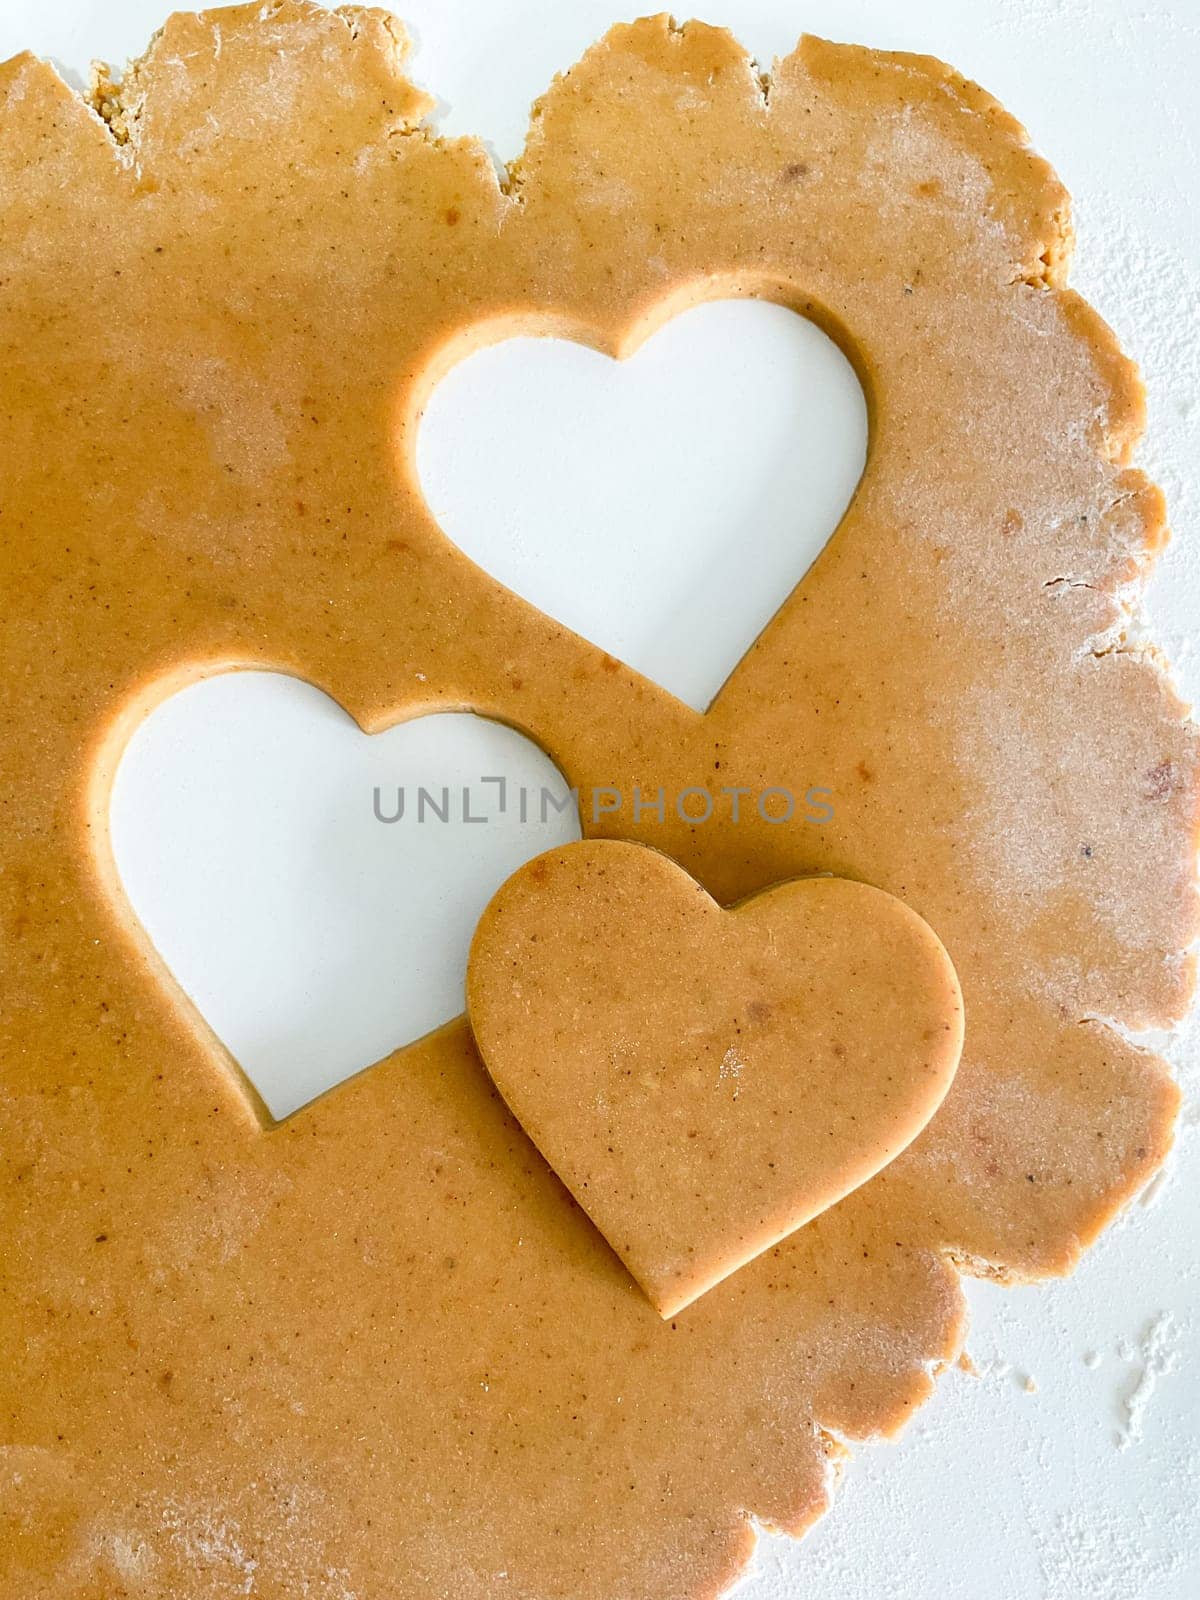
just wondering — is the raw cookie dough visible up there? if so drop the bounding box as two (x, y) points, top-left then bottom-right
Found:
(468, 841), (964, 1317)
(0, 6), (1196, 1599)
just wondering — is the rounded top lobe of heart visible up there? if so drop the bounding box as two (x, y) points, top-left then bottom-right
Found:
(467, 841), (964, 1317)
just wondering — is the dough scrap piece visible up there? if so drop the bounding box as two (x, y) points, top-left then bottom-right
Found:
(0, 6), (1196, 1598)
(468, 841), (965, 1317)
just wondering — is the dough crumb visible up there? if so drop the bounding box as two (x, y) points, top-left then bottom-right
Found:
(85, 61), (130, 142)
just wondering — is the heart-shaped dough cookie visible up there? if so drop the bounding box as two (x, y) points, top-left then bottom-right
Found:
(468, 841), (964, 1316)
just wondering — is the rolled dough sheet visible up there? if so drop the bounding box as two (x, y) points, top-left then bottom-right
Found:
(0, 6), (1195, 1597)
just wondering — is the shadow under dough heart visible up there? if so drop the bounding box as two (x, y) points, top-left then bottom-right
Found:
(417, 298), (868, 712)
(108, 670), (581, 1120)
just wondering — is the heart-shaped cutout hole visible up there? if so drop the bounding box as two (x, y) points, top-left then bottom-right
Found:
(468, 841), (963, 1317)
(418, 298), (868, 712)
(108, 671), (580, 1120)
